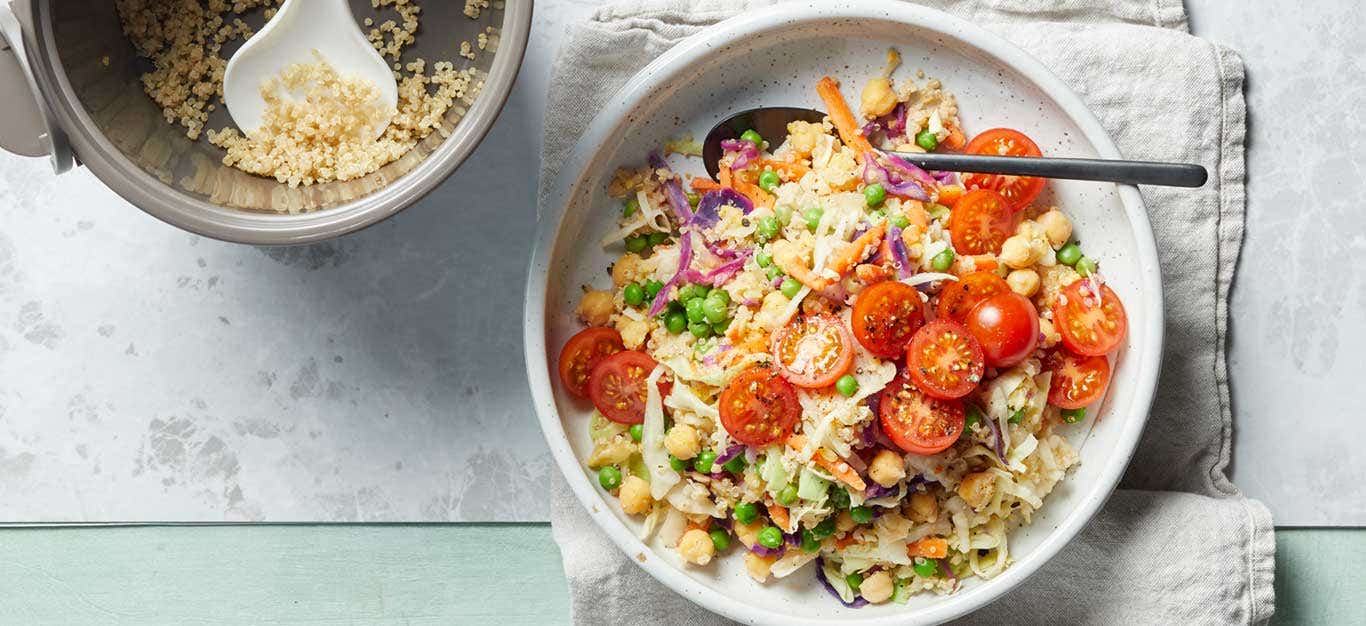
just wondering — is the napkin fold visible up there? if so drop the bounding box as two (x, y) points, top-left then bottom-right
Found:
(542, 1), (1275, 623)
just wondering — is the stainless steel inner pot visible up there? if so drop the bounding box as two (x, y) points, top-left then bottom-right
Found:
(0, 0), (532, 244)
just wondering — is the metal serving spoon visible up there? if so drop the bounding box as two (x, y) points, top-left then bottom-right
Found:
(702, 107), (1207, 187)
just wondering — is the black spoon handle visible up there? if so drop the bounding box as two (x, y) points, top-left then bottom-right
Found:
(887, 152), (1208, 188)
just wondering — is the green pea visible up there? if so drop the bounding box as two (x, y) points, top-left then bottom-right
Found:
(804, 207), (824, 232)
(710, 529), (731, 551)
(625, 235), (647, 253)
(777, 484), (799, 506)
(665, 310), (687, 334)
(889, 213), (910, 229)
(644, 279), (665, 299)
(916, 129), (939, 152)
(687, 191), (701, 207)
(623, 197), (639, 217)
(800, 528), (821, 553)
(722, 455), (746, 474)
(913, 556), (939, 578)
(775, 205), (793, 225)
(931, 248), (955, 272)
(693, 449), (718, 474)
(756, 216), (781, 242)
(1075, 256), (1098, 277)
(757, 526), (784, 549)
(647, 232), (669, 247)
(835, 374), (859, 398)
(756, 250), (773, 268)
(1056, 242), (1083, 266)
(740, 129), (764, 146)
(849, 506), (874, 524)
(863, 183), (887, 207)
(711, 319), (731, 335)
(733, 502), (759, 525)
(703, 296), (728, 323)
(1061, 407), (1086, 423)
(1009, 408), (1025, 424)
(689, 321), (712, 339)
(678, 284), (701, 302)
(669, 456), (689, 472)
(598, 466), (622, 490)
(766, 265), (784, 281)
(845, 572), (863, 591)
(811, 517), (837, 540)
(758, 170), (781, 192)
(829, 486), (851, 509)
(685, 298), (707, 323)
(623, 283), (645, 307)
(628, 424), (643, 442)
(710, 289), (730, 305)
(965, 405), (983, 429)
(780, 278), (802, 298)
(926, 203), (950, 220)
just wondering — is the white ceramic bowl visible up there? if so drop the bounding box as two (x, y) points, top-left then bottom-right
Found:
(525, 2), (1163, 624)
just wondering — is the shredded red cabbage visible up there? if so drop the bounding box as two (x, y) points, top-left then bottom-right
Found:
(815, 557), (868, 608)
(932, 169), (957, 186)
(683, 251), (750, 287)
(862, 152), (929, 201)
(784, 531), (802, 547)
(939, 558), (957, 589)
(864, 393), (882, 420)
(886, 225), (913, 278)
(719, 138), (760, 170)
(647, 228), (694, 316)
(864, 482), (897, 499)
(887, 103), (907, 138)
(694, 188), (753, 228)
(983, 407), (1007, 463)
(880, 151), (938, 189)
(648, 152), (695, 224)
(714, 443), (747, 466)
(750, 543), (785, 559)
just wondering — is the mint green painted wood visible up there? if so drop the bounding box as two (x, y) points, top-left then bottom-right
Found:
(0, 525), (1356, 624)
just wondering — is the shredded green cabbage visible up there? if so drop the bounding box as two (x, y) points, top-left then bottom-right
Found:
(797, 467), (830, 501)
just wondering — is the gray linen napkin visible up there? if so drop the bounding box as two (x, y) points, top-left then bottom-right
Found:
(541, 1), (1275, 623)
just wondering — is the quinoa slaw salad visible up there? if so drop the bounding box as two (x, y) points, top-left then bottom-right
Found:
(555, 51), (1130, 608)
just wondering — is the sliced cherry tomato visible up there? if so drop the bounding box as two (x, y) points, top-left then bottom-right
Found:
(947, 189), (1017, 255)
(719, 366), (802, 446)
(771, 314), (854, 388)
(937, 272), (1010, 323)
(851, 281), (926, 358)
(879, 370), (966, 455)
(964, 292), (1040, 368)
(1053, 279), (1129, 356)
(558, 327), (624, 398)
(587, 350), (666, 424)
(961, 128), (1046, 211)
(1045, 349), (1111, 409)
(906, 319), (985, 400)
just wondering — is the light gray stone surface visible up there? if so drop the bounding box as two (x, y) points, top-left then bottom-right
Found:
(0, 0), (1356, 524)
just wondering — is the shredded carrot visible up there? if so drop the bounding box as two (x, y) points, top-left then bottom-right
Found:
(757, 158), (810, 182)
(718, 167), (733, 188)
(767, 503), (791, 530)
(855, 263), (894, 283)
(834, 533), (860, 550)
(956, 255), (998, 273)
(903, 202), (930, 232)
(690, 177), (723, 193)
(937, 184), (965, 207)
(907, 537), (949, 559)
(816, 76), (874, 158)
(826, 221), (887, 276)
(786, 434), (867, 491)
(943, 124), (967, 150)
(731, 172), (774, 209)
(771, 241), (833, 292)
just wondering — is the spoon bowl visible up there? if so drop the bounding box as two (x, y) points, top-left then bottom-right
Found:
(222, 0), (398, 141)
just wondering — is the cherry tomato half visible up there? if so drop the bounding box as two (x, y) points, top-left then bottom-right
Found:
(587, 350), (666, 424)
(965, 292), (1040, 368)
(1053, 279), (1129, 356)
(879, 370), (966, 455)
(1045, 349), (1111, 409)
(851, 281), (926, 359)
(947, 189), (1017, 255)
(558, 327), (624, 398)
(719, 366), (802, 446)
(771, 314), (855, 388)
(961, 128), (1046, 211)
(906, 319), (986, 400)
(937, 272), (1011, 323)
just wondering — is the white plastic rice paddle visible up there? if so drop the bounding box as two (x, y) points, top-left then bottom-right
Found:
(222, 0), (398, 141)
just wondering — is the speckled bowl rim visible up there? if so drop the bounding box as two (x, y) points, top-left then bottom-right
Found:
(525, 3), (1163, 624)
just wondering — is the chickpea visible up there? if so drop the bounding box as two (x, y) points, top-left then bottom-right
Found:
(858, 570), (895, 604)
(957, 471), (996, 510)
(611, 253), (645, 288)
(587, 438), (633, 468)
(743, 551), (777, 582)
(907, 492), (939, 523)
(860, 77), (898, 118)
(617, 318), (649, 350)
(1006, 269), (1041, 297)
(998, 236), (1037, 269)
(576, 290), (614, 327)
(734, 519), (763, 548)
(836, 510), (858, 533)
(1036, 209), (1073, 249)
(618, 475), (652, 515)
(663, 424), (701, 461)
(867, 449), (907, 487)
(677, 528), (716, 566)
